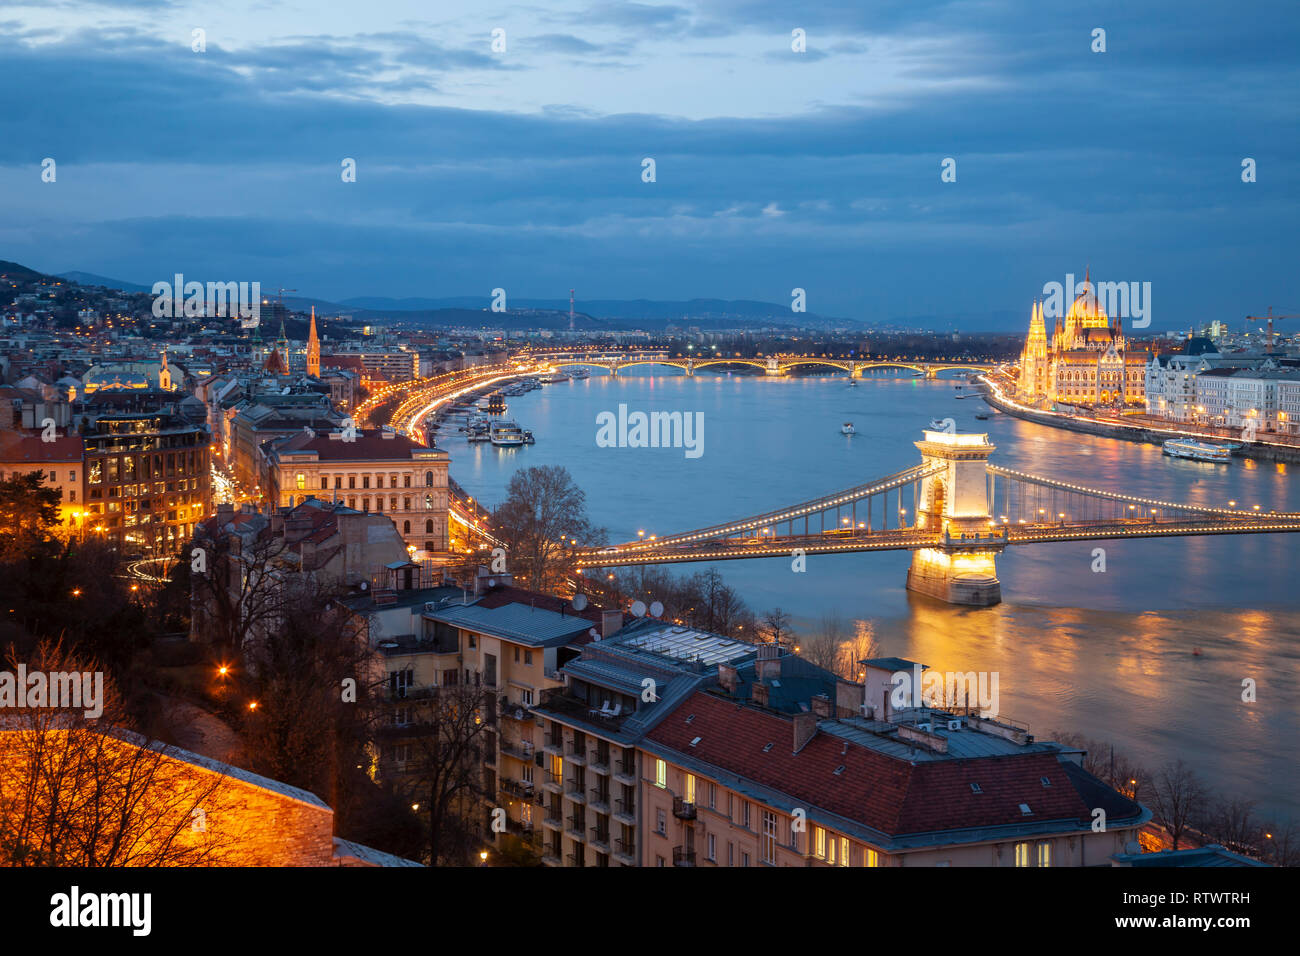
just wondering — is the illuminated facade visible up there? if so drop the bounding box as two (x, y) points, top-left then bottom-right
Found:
(1017, 272), (1149, 407)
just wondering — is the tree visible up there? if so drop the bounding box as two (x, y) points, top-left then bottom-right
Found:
(0, 472), (62, 560)
(237, 581), (379, 830)
(798, 614), (880, 679)
(189, 516), (290, 654)
(1147, 759), (1207, 850)
(398, 680), (497, 865)
(758, 607), (795, 648)
(493, 466), (603, 594)
(0, 640), (242, 866)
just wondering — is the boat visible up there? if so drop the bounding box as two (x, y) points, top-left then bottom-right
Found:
(522, 430), (536, 444)
(1162, 438), (1232, 463)
(490, 420), (527, 447)
(569, 368), (590, 380)
(928, 418), (948, 431)
(975, 412), (990, 421)
(848, 379), (858, 387)
(841, 422), (855, 435)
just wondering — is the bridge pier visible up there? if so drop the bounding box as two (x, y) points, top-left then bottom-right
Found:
(924, 365), (937, 379)
(905, 429), (1004, 606)
(764, 357), (782, 376)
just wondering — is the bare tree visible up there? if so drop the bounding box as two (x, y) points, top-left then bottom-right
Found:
(0, 640), (242, 866)
(189, 517), (289, 654)
(493, 466), (603, 594)
(392, 680), (496, 865)
(1147, 759), (1207, 850)
(759, 607), (795, 648)
(798, 614), (880, 679)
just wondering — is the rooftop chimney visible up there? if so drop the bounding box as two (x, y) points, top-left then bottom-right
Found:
(810, 693), (832, 719)
(601, 609), (623, 639)
(718, 663), (739, 694)
(793, 712), (817, 753)
(752, 682), (770, 708)
(756, 641), (781, 681)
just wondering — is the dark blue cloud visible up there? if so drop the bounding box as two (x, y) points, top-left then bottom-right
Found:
(0, 1), (1296, 325)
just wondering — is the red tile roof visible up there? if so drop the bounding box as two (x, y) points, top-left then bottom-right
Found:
(0, 429), (83, 463)
(646, 691), (1103, 838)
(269, 428), (439, 462)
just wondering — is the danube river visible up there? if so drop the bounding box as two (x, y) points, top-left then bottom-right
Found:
(447, 369), (1300, 822)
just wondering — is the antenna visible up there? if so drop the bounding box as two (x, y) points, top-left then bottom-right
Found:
(569, 289), (575, 331)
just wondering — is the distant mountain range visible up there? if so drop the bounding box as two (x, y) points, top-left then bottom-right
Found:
(25, 263), (1033, 332)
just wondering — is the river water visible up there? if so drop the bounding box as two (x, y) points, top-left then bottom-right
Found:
(446, 369), (1300, 822)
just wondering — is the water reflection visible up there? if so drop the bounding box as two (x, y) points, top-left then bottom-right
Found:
(451, 370), (1300, 819)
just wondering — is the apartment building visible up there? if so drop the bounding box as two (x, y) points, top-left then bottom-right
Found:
(0, 428), (84, 531)
(262, 427), (450, 554)
(82, 411), (211, 555)
(639, 657), (1151, 868)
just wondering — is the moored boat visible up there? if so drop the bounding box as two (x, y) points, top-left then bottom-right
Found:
(1162, 438), (1232, 463)
(490, 420), (527, 447)
(841, 422), (855, 435)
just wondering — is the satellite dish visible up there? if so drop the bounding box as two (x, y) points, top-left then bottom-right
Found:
(359, 582), (368, 591)
(631, 600), (647, 617)
(650, 601), (664, 618)
(572, 593), (588, 611)
(588, 627), (599, 640)
(487, 578), (496, 587)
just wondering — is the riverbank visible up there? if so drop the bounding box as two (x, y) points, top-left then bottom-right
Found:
(979, 379), (1300, 465)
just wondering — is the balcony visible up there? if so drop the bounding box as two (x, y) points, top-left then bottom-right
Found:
(614, 798), (635, 823)
(498, 778), (535, 801)
(589, 750), (611, 774)
(498, 739), (535, 762)
(542, 810), (563, 829)
(388, 684), (440, 701)
(565, 781), (586, 803)
(542, 770), (563, 792)
(541, 851), (561, 866)
(589, 827), (610, 851)
(565, 741), (586, 765)
(614, 837), (636, 863)
(588, 788), (610, 813)
(566, 852), (585, 867)
(672, 796), (697, 820)
(672, 846), (696, 867)
(565, 817), (585, 842)
(614, 759), (636, 784)
(533, 687), (629, 733)
(542, 733), (564, 755)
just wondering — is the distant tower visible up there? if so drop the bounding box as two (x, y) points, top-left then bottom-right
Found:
(569, 289), (575, 331)
(275, 319), (290, 372)
(158, 348), (172, 391)
(307, 306), (321, 377)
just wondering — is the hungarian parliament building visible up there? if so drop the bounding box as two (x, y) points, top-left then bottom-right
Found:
(1016, 272), (1150, 408)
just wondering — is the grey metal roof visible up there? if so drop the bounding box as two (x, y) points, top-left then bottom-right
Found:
(426, 601), (593, 647)
(820, 716), (1062, 761)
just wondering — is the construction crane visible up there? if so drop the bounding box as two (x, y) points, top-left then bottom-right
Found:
(1246, 307), (1300, 351)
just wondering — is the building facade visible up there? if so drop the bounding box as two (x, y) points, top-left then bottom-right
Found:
(1018, 273), (1149, 408)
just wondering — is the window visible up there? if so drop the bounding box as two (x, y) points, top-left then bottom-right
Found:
(656, 809), (666, 835)
(520, 688), (533, 706)
(524, 650), (533, 665)
(684, 773), (696, 803)
(295, 473), (305, 490)
(655, 856), (665, 867)
(362, 475), (370, 489)
(425, 470), (434, 486)
(741, 800), (750, 829)
(1037, 842), (1052, 867)
(320, 477), (329, 489)
(513, 647), (520, 662)
(741, 852), (750, 867)
(655, 759), (666, 789)
(865, 848), (880, 868)
(727, 842), (734, 866)
(814, 826), (827, 860)
(708, 782), (716, 809)
(707, 834), (716, 862)
(761, 810), (776, 864)
(425, 519), (433, 533)
(1014, 842), (1031, 867)
(403, 520), (410, 533)
(348, 476), (355, 489)
(404, 475), (411, 488)
(835, 837), (849, 867)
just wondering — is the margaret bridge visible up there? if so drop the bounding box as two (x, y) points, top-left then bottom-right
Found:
(524, 350), (996, 378)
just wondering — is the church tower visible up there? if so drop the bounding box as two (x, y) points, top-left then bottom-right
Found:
(275, 319), (291, 372)
(158, 348), (172, 391)
(307, 306), (320, 378)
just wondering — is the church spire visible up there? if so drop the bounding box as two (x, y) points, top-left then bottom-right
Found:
(307, 306), (321, 377)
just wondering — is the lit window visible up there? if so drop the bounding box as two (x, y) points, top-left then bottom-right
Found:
(684, 773), (696, 803)
(1037, 842), (1052, 867)
(865, 848), (880, 868)
(1014, 842), (1031, 867)
(655, 759), (666, 789)
(814, 826), (827, 859)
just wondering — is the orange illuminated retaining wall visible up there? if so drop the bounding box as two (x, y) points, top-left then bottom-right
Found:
(0, 728), (419, 867)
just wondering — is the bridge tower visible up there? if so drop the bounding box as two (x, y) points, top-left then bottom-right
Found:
(765, 357), (782, 376)
(685, 358), (694, 376)
(905, 429), (1004, 606)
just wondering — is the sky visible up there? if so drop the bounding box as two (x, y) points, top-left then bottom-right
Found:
(1, 0), (1297, 328)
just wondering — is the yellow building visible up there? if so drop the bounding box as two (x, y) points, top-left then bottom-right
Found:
(0, 428), (85, 533)
(1018, 272), (1149, 407)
